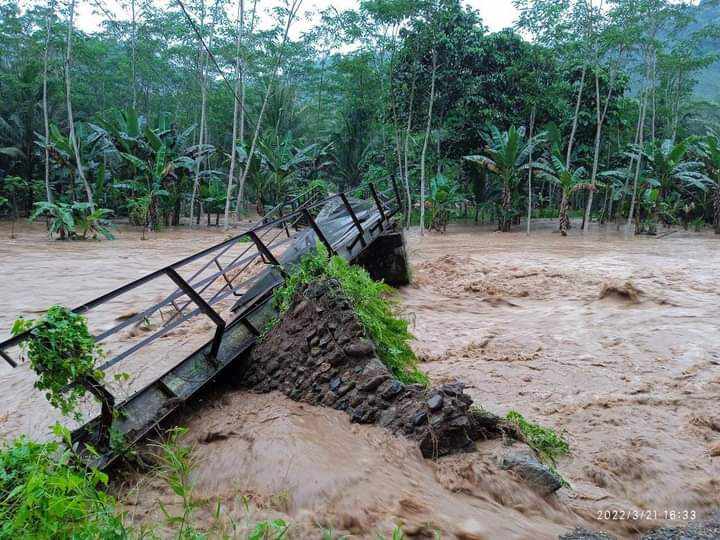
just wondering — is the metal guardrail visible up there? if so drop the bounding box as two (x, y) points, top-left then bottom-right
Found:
(0, 178), (403, 456)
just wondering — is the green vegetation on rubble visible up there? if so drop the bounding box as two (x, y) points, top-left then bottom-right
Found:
(273, 245), (428, 386)
(506, 410), (570, 465)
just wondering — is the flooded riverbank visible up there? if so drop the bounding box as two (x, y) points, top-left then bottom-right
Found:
(1, 220), (718, 538)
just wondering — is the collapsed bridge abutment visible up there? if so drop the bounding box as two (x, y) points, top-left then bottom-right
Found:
(240, 278), (501, 458)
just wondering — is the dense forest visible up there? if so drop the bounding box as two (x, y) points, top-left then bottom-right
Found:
(1, 0), (720, 237)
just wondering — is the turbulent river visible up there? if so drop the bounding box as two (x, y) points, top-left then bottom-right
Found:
(1, 220), (719, 538)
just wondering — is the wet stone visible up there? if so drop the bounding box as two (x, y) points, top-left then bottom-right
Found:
(500, 452), (563, 496)
(413, 411), (428, 426)
(344, 340), (375, 358)
(293, 301), (309, 317)
(359, 374), (388, 392)
(336, 382), (355, 397)
(427, 393), (444, 411)
(381, 379), (404, 400)
(329, 376), (342, 392)
(266, 360), (279, 373)
(379, 408), (397, 427)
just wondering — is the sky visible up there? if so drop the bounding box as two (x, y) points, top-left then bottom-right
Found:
(74, 0), (520, 34)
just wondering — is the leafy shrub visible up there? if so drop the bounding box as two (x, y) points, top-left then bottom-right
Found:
(506, 410), (569, 465)
(273, 245), (428, 386)
(30, 201), (115, 240)
(0, 430), (128, 539)
(12, 306), (104, 419)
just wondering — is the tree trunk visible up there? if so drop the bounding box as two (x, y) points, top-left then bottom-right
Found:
(419, 51), (437, 237)
(500, 182), (511, 232)
(223, 0), (244, 230)
(65, 0), (95, 211)
(235, 0), (302, 224)
(713, 183), (720, 234)
(403, 65), (418, 229)
(627, 95), (647, 228)
(42, 0), (53, 203)
(131, 0), (137, 110)
(526, 105), (536, 235)
(189, 0), (210, 228)
(566, 64), (587, 169)
(559, 192), (570, 236)
(583, 66), (616, 230)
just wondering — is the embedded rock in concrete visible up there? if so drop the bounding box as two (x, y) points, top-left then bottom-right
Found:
(242, 278), (495, 457)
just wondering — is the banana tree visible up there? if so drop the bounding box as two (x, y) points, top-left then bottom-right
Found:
(639, 138), (710, 226)
(464, 125), (545, 232)
(535, 152), (595, 236)
(254, 136), (316, 215)
(29, 200), (114, 240)
(427, 174), (462, 233)
(117, 145), (172, 231)
(698, 133), (720, 233)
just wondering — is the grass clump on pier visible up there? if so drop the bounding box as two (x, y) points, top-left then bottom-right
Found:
(273, 245), (428, 386)
(506, 410), (570, 465)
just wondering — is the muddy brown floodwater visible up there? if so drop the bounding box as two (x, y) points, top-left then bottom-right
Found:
(1, 220), (719, 539)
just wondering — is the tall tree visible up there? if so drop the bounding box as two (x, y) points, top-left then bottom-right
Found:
(64, 0), (95, 211)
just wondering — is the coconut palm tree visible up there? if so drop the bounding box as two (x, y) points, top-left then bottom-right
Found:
(535, 151), (595, 236)
(464, 125), (544, 232)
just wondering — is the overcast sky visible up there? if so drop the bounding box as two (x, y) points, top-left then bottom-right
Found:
(75, 0), (519, 34)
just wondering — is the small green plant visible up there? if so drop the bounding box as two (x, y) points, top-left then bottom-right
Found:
(72, 203), (116, 240)
(30, 201), (116, 240)
(12, 306), (105, 419)
(272, 245), (428, 385)
(505, 410), (569, 465)
(29, 201), (76, 239)
(0, 426), (128, 539)
(249, 519), (288, 540)
(152, 427), (200, 539)
(690, 216), (705, 232)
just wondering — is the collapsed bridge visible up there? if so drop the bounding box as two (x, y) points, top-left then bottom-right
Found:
(0, 181), (410, 467)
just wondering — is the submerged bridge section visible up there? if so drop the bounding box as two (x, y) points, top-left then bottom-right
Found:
(0, 181), (407, 466)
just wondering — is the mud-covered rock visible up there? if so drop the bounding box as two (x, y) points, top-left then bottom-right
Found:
(501, 451), (563, 496)
(241, 278), (493, 457)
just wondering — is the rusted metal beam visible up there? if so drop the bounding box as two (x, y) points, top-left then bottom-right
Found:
(340, 193), (366, 247)
(247, 231), (287, 278)
(164, 268), (226, 359)
(391, 174), (403, 213)
(303, 209), (335, 255)
(0, 349), (17, 368)
(370, 183), (387, 224)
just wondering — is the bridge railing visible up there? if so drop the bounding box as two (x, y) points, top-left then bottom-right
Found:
(0, 178), (403, 445)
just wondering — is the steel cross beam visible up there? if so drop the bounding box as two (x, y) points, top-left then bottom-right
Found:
(164, 268), (226, 360)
